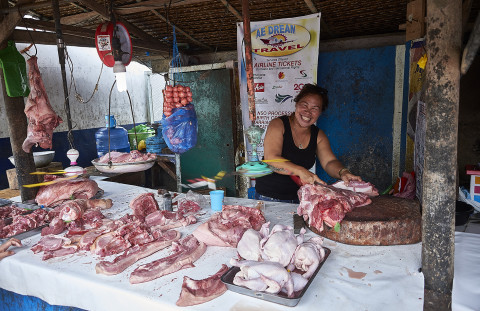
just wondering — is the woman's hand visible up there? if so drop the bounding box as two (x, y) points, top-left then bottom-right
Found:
(0, 238), (22, 260)
(340, 171), (362, 186)
(298, 168), (325, 185)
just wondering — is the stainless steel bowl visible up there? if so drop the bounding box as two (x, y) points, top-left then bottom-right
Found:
(9, 151), (55, 168)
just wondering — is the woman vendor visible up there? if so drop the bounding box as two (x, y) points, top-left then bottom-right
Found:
(255, 83), (362, 203)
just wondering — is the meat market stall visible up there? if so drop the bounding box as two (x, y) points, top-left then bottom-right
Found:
(0, 180), (426, 310)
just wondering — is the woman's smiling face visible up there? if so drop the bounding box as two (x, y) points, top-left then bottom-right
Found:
(294, 94), (323, 127)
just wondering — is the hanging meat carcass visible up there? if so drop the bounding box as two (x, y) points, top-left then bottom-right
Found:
(22, 56), (63, 153)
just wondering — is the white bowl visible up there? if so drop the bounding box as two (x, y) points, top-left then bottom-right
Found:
(9, 151), (55, 168)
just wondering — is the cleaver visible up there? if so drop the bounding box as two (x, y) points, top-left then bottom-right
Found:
(293, 213), (305, 234)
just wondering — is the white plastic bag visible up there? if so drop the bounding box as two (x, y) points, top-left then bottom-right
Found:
(458, 187), (480, 212)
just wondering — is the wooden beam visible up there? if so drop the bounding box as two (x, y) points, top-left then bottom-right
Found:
(0, 0), (76, 13)
(0, 10), (21, 45)
(422, 0), (461, 309)
(60, 11), (98, 25)
(75, 0), (155, 42)
(20, 19), (170, 53)
(150, 9), (212, 50)
(61, 0), (208, 25)
(406, 0), (425, 41)
(218, 0), (242, 21)
(302, 0), (334, 37)
(461, 11), (480, 74)
(0, 0), (38, 201)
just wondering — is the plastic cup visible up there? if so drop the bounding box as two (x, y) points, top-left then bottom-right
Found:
(210, 190), (224, 211)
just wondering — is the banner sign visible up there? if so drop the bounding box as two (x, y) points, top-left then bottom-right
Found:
(237, 13), (320, 160)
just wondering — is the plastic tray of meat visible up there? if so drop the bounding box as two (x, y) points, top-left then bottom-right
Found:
(91, 158), (156, 174)
(221, 247), (331, 307)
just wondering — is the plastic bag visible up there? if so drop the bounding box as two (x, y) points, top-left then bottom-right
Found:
(0, 41), (30, 97)
(161, 103), (197, 154)
(175, 190), (208, 214)
(392, 171), (416, 199)
(459, 186), (480, 212)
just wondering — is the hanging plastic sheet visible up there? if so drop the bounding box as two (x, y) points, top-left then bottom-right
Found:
(161, 103), (198, 154)
(0, 41), (30, 97)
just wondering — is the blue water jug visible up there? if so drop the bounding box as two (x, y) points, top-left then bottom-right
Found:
(146, 122), (167, 154)
(95, 115), (130, 158)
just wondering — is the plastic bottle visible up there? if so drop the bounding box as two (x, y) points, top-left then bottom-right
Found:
(95, 115), (130, 158)
(146, 122), (167, 154)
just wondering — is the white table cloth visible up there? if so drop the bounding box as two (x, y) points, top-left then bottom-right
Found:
(0, 181), (427, 310)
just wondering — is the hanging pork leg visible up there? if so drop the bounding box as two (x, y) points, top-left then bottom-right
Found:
(22, 56), (62, 153)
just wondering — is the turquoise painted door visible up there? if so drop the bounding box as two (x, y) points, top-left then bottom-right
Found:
(179, 69), (236, 197)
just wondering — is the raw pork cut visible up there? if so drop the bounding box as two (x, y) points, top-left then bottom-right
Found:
(130, 235), (206, 284)
(41, 217), (65, 236)
(95, 230), (181, 276)
(47, 198), (112, 222)
(192, 205), (266, 247)
(332, 180), (379, 197)
(145, 210), (196, 231)
(0, 205), (29, 219)
(22, 56), (62, 152)
(0, 209), (50, 238)
(129, 193), (159, 218)
(297, 183), (372, 232)
(35, 178), (100, 207)
(176, 264), (229, 307)
(97, 150), (156, 163)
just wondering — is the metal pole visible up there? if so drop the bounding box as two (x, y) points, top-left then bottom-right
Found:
(0, 0), (37, 201)
(51, 0), (74, 148)
(175, 153), (181, 193)
(241, 0), (255, 123)
(422, 0), (462, 309)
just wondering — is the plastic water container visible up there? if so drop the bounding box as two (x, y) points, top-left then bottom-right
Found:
(146, 123), (167, 153)
(95, 115), (130, 158)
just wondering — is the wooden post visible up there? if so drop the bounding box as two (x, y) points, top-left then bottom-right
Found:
(241, 0), (255, 123)
(0, 0), (37, 200)
(422, 0), (461, 310)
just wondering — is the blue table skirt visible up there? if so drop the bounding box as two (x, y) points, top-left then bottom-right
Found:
(0, 288), (85, 311)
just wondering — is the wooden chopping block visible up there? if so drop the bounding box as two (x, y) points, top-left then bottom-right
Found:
(7, 162), (64, 189)
(310, 195), (422, 246)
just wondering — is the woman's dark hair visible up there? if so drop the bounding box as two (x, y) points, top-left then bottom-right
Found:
(293, 83), (329, 112)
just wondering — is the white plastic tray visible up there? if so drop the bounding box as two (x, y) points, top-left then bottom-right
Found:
(91, 158), (156, 174)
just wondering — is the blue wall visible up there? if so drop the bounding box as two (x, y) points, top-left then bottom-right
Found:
(316, 46), (407, 191)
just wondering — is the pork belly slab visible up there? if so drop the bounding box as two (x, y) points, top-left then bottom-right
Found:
(192, 205), (266, 247)
(95, 230), (181, 276)
(176, 264), (229, 307)
(35, 178), (100, 207)
(130, 235), (206, 284)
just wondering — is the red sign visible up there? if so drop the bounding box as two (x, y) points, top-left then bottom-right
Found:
(254, 83), (265, 92)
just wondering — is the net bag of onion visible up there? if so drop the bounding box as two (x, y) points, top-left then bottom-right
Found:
(161, 102), (197, 154)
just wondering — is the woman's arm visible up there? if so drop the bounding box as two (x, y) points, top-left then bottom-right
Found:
(316, 130), (362, 183)
(263, 118), (323, 184)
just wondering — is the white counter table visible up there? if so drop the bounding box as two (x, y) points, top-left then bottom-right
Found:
(1, 181), (472, 311)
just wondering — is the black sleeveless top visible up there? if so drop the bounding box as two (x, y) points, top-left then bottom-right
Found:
(255, 115), (319, 200)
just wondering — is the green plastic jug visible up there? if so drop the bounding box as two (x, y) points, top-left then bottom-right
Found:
(0, 40), (30, 97)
